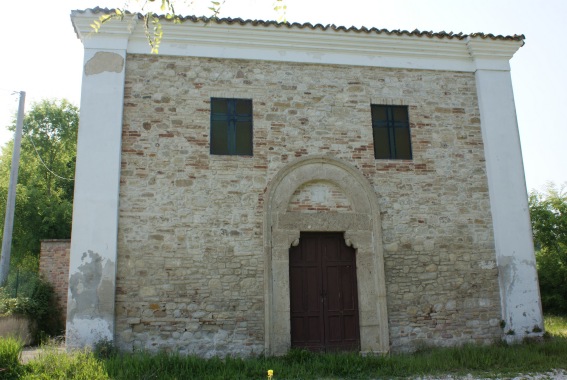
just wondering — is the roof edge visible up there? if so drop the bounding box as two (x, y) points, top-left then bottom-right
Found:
(71, 7), (525, 44)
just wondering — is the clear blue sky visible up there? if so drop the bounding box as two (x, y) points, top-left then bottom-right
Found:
(1, 0), (565, 192)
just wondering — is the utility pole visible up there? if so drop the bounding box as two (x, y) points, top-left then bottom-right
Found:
(0, 91), (25, 286)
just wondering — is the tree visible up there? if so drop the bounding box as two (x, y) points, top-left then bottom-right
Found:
(92, 0), (287, 53)
(0, 99), (78, 272)
(529, 184), (567, 314)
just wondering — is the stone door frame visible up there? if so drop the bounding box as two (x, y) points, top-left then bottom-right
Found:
(263, 156), (389, 355)
(290, 232), (361, 352)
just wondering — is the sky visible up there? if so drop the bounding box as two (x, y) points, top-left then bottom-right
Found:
(0, 0), (565, 193)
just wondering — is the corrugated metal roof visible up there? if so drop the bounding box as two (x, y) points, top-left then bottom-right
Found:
(72, 7), (525, 42)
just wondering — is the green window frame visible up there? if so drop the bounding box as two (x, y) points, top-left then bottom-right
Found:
(210, 98), (253, 156)
(371, 104), (412, 160)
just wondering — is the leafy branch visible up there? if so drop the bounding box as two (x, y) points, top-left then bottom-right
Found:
(89, 0), (287, 53)
(90, 1), (181, 53)
(208, 0), (225, 18)
(273, 0), (287, 23)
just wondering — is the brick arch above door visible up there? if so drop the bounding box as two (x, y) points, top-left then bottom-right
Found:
(263, 156), (389, 355)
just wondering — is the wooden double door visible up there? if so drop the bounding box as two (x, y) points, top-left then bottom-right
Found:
(289, 232), (360, 352)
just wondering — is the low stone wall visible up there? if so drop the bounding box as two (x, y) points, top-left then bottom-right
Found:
(0, 315), (35, 345)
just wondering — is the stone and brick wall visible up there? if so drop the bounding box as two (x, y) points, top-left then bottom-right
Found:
(116, 54), (501, 355)
(39, 240), (70, 327)
(288, 181), (353, 213)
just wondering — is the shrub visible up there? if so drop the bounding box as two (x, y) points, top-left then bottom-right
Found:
(0, 295), (36, 316)
(0, 337), (24, 380)
(0, 270), (63, 343)
(529, 185), (567, 314)
(536, 248), (567, 314)
(93, 338), (119, 360)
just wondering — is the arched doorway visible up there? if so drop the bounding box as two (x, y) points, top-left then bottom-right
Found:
(263, 156), (389, 355)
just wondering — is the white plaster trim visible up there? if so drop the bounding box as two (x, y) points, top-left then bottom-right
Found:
(66, 46), (127, 348)
(72, 14), (137, 50)
(71, 11), (522, 72)
(475, 69), (543, 339)
(466, 38), (518, 70)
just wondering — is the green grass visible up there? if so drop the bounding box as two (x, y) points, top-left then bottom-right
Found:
(545, 315), (567, 337)
(21, 348), (109, 380)
(4, 315), (567, 379)
(100, 339), (567, 379)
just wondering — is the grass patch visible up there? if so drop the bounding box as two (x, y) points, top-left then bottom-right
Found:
(545, 315), (567, 337)
(21, 348), (109, 380)
(100, 338), (567, 380)
(8, 315), (567, 379)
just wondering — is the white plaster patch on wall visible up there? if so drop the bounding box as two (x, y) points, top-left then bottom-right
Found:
(479, 260), (496, 269)
(67, 317), (112, 348)
(84, 51), (124, 75)
(68, 251), (115, 322)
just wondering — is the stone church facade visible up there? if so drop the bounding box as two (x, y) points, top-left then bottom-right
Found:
(67, 9), (543, 356)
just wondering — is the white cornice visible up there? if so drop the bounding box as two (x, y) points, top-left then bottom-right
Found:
(71, 10), (523, 72)
(72, 11), (138, 49)
(466, 37), (522, 70)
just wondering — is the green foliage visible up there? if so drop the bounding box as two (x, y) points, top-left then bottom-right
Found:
(26, 276), (63, 341)
(0, 295), (35, 316)
(529, 184), (567, 314)
(92, 1), (180, 54)
(0, 270), (64, 342)
(93, 338), (119, 360)
(0, 337), (24, 379)
(273, 0), (287, 22)
(0, 98), (77, 280)
(22, 349), (109, 380)
(2, 256), (39, 299)
(545, 315), (567, 337)
(0, 98), (77, 341)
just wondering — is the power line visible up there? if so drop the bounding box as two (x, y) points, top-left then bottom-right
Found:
(0, 88), (19, 94)
(26, 133), (74, 181)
